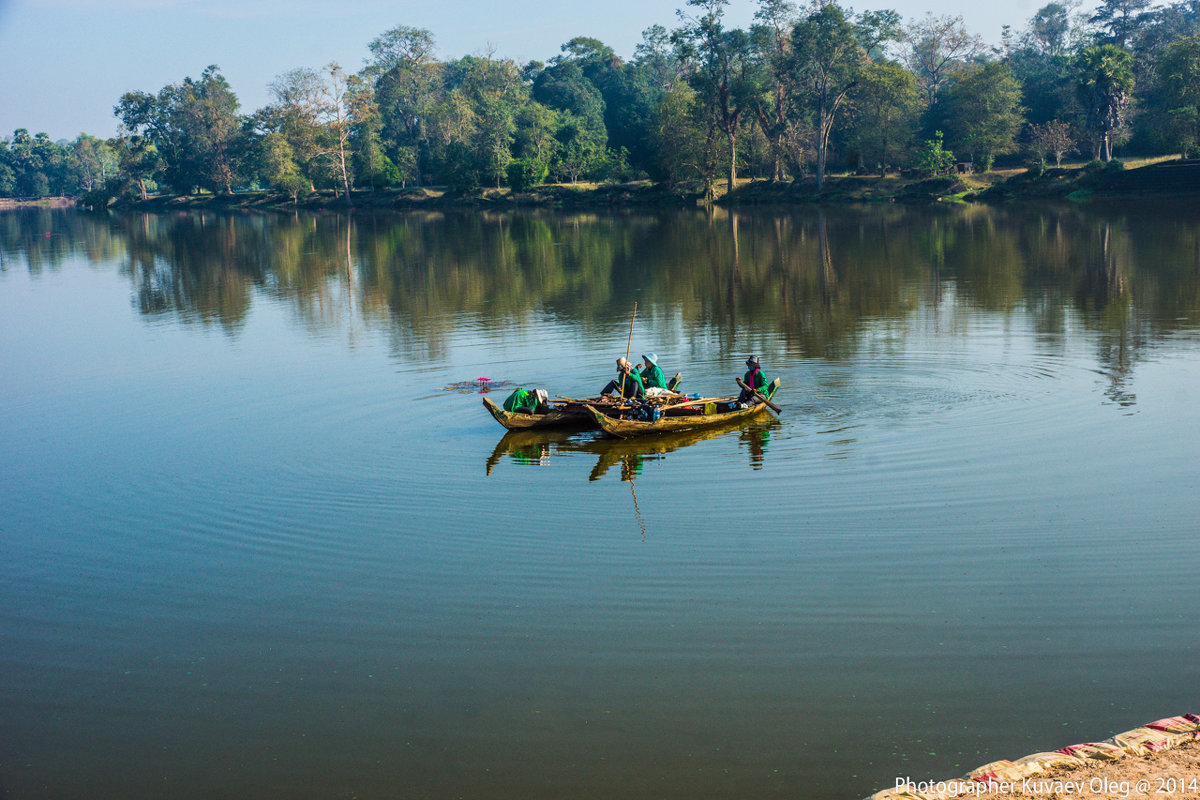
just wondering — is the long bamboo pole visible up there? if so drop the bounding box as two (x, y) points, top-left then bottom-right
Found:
(620, 301), (637, 397)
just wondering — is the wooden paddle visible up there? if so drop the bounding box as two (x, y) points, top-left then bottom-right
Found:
(736, 377), (782, 413)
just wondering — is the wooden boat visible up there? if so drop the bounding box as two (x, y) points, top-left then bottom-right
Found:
(482, 392), (700, 431)
(585, 395), (777, 438)
(481, 396), (595, 430)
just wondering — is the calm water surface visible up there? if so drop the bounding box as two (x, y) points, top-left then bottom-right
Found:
(1, 204), (1199, 799)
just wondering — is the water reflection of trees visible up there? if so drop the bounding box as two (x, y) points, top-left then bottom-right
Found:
(4, 204), (1198, 381)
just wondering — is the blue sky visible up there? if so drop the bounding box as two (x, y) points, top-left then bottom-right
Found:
(3, 0), (1057, 142)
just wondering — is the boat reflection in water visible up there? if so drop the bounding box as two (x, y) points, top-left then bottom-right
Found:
(485, 417), (777, 482)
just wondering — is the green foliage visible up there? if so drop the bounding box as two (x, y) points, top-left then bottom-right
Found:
(506, 157), (548, 190)
(928, 62), (1025, 169)
(442, 141), (481, 191)
(1075, 44), (1135, 160)
(673, 0), (758, 189)
(914, 131), (956, 176)
(22, 8), (1198, 201)
(1089, 0), (1153, 47)
(850, 61), (920, 175)
(790, 2), (866, 187)
(259, 132), (308, 200)
(648, 83), (713, 188)
(1028, 120), (1075, 166)
(1156, 35), (1200, 156)
(0, 161), (15, 195)
(116, 65), (245, 194)
(0, 128), (99, 198)
(1028, 3), (1071, 57)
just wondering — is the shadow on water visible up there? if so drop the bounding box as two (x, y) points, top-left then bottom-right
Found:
(485, 417), (779, 482)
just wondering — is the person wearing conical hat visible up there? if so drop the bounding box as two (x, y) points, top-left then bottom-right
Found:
(600, 356), (645, 398)
(638, 352), (683, 393)
(639, 352), (666, 390)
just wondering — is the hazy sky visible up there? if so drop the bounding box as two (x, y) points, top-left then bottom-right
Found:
(3, 0), (1066, 142)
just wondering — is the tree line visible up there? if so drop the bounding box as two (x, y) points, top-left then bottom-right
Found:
(4, 0), (1200, 203)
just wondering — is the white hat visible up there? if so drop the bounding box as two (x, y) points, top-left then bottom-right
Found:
(534, 389), (548, 403)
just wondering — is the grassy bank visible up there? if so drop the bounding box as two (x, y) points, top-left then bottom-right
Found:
(108, 180), (702, 213)
(48, 155), (1200, 213)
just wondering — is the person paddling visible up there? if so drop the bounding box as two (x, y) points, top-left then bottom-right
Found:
(738, 356), (768, 403)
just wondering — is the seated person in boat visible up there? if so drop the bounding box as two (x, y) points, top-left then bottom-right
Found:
(638, 352), (683, 395)
(503, 387), (551, 414)
(601, 357), (645, 399)
(738, 355), (772, 403)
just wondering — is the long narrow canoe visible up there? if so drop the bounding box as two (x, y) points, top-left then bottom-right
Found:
(585, 397), (775, 438)
(482, 396), (594, 430)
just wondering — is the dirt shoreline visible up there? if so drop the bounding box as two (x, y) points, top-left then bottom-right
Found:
(873, 716), (1200, 800)
(972, 737), (1200, 799)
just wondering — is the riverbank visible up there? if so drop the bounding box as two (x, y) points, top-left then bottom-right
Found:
(25, 155), (1200, 214)
(107, 180), (703, 213)
(98, 173), (989, 212)
(871, 715), (1200, 800)
(0, 197), (77, 210)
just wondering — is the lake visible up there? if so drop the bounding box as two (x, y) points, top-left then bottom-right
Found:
(1, 202), (1198, 800)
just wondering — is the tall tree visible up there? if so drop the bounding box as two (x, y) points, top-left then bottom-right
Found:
(856, 9), (903, 60)
(1090, 0), (1153, 47)
(531, 60), (607, 143)
(1027, 2), (1072, 57)
(750, 0), (801, 180)
(367, 25), (439, 186)
(901, 14), (984, 104)
(791, 2), (866, 188)
(262, 65), (352, 199)
(674, 0), (757, 192)
(634, 24), (681, 90)
(433, 54), (525, 189)
(321, 62), (356, 202)
(1156, 34), (1200, 155)
(927, 62), (1024, 170)
(115, 65), (244, 195)
(649, 82), (717, 189)
(849, 60), (919, 174)
(1075, 44), (1135, 160)
(69, 134), (117, 192)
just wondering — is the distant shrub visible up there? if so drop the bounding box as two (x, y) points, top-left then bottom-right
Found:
(506, 158), (549, 192)
(914, 131), (957, 177)
(1106, 158), (1126, 171)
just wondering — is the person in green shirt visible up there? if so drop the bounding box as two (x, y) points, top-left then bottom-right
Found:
(503, 387), (550, 414)
(639, 352), (683, 393)
(738, 355), (768, 403)
(600, 357), (645, 398)
(639, 353), (666, 390)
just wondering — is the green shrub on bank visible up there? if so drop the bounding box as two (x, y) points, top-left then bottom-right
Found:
(506, 158), (549, 192)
